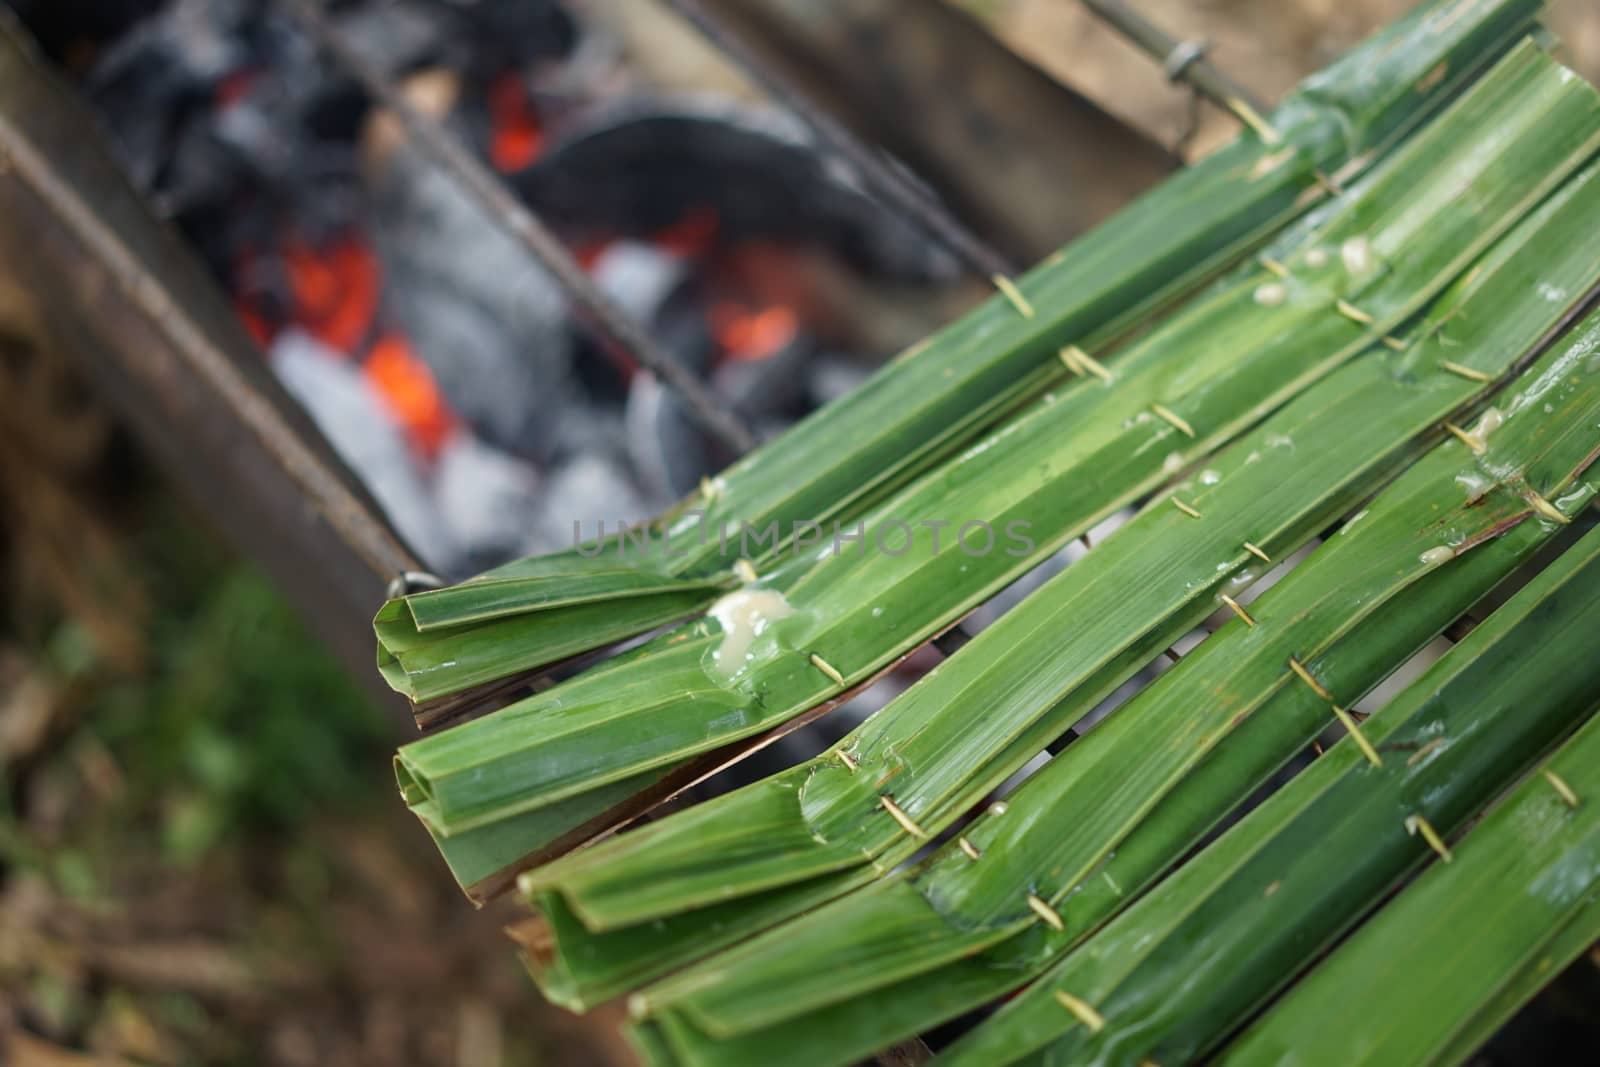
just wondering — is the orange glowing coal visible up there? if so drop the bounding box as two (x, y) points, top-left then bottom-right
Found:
(653, 206), (720, 259)
(364, 332), (457, 461)
(489, 72), (544, 173)
(282, 235), (381, 355)
(243, 231), (458, 461)
(710, 300), (799, 363)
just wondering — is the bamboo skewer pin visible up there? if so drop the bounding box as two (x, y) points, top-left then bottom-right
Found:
(1027, 893), (1065, 931)
(1443, 421), (1485, 454)
(809, 653), (846, 686)
(880, 795), (929, 838)
(1525, 487), (1572, 524)
(1312, 169), (1345, 196)
(1286, 656), (1334, 701)
(1330, 705), (1384, 768)
(993, 275), (1036, 318)
(1219, 593), (1256, 626)
(1440, 360), (1491, 382)
(1289, 656), (1382, 767)
(1152, 404), (1195, 437)
(1060, 344), (1114, 382)
(1336, 299), (1377, 326)
(1544, 769), (1580, 808)
(1052, 990), (1107, 1033)
(1405, 813), (1453, 862)
(1405, 736), (1446, 767)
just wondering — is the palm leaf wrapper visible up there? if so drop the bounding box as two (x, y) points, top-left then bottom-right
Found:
(377, 2), (1600, 1062)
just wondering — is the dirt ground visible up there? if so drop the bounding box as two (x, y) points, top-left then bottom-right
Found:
(0, 344), (632, 1066)
(983, 0), (1600, 158)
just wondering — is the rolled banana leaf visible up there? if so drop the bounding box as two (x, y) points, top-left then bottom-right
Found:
(531, 177), (1600, 1023)
(516, 67), (1600, 978)
(931, 526), (1600, 1067)
(376, 0), (1547, 710)
(618, 281), (1600, 1066)
(1220, 711), (1600, 1067)
(398, 43), (1600, 903)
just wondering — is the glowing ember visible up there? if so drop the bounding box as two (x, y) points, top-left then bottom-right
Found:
(364, 332), (457, 460)
(283, 235), (381, 355)
(710, 301), (799, 362)
(488, 73), (543, 172)
(235, 297), (274, 348)
(653, 206), (720, 259)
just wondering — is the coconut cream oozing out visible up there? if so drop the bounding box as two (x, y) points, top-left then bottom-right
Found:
(706, 589), (796, 679)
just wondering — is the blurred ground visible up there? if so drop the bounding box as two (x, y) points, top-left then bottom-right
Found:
(973, 0), (1600, 158)
(0, 344), (630, 1066)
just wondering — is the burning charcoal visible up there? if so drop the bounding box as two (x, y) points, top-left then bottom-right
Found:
(431, 0), (578, 73)
(328, 2), (456, 78)
(589, 242), (698, 335)
(63, 0), (952, 588)
(806, 353), (873, 408)
(525, 454), (652, 555)
(270, 329), (461, 569)
(84, 0), (254, 192)
(602, 248), (717, 483)
(85, 0), (372, 271)
(516, 98), (956, 283)
(432, 432), (545, 575)
(538, 404), (630, 471)
(370, 133), (575, 461)
(712, 326), (813, 422)
(596, 241), (821, 495)
(209, 81), (364, 217)
(585, 241), (730, 499)
(625, 372), (713, 502)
